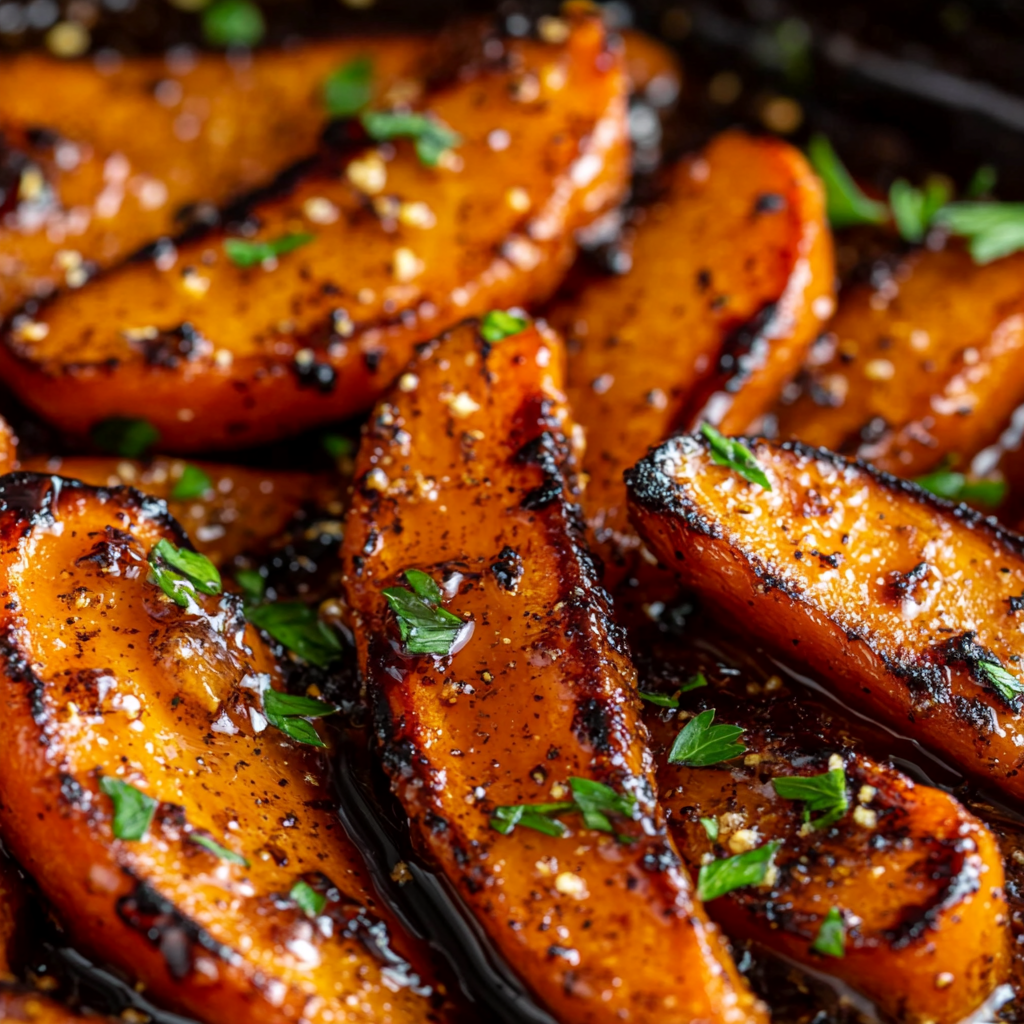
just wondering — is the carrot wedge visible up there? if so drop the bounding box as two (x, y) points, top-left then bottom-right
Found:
(550, 131), (833, 572)
(1, 9), (628, 452)
(627, 435), (1024, 803)
(341, 317), (765, 1024)
(641, 689), (1010, 1024)
(775, 246), (1024, 476)
(0, 474), (448, 1024)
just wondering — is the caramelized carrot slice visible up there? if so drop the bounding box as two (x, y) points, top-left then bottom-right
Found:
(776, 245), (1024, 476)
(18, 455), (340, 565)
(627, 435), (1024, 804)
(550, 132), (833, 573)
(0, 38), (427, 318)
(1, 10), (628, 452)
(342, 316), (766, 1024)
(642, 690), (1009, 1024)
(0, 474), (448, 1024)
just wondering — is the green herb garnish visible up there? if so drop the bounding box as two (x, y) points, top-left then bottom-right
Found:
(772, 767), (849, 830)
(224, 233), (314, 269)
(914, 466), (1006, 508)
(699, 816), (720, 841)
(934, 203), (1024, 264)
(201, 0), (265, 47)
(808, 135), (889, 229)
(697, 841), (781, 902)
(246, 602), (343, 668)
(100, 777), (157, 842)
(812, 906), (846, 958)
(360, 111), (461, 168)
(190, 833), (249, 868)
(290, 880), (326, 917)
(323, 434), (357, 460)
(978, 659), (1024, 703)
(171, 463), (212, 501)
(262, 688), (338, 748)
(889, 176), (951, 244)
(480, 309), (530, 343)
(382, 569), (469, 656)
(148, 539), (222, 608)
(92, 417), (160, 459)
(668, 708), (746, 767)
(234, 569), (266, 604)
(490, 777), (636, 838)
(966, 164), (997, 200)
(701, 424), (772, 491)
(324, 55), (374, 118)
(639, 673), (706, 708)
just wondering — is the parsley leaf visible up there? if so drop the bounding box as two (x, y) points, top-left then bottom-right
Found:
(100, 777), (157, 841)
(202, 0), (265, 48)
(914, 466), (1006, 508)
(668, 708), (746, 767)
(701, 424), (772, 491)
(490, 777), (636, 838)
(224, 233), (315, 269)
(934, 203), (1024, 264)
(966, 164), (997, 200)
(697, 841), (781, 902)
(190, 833), (249, 867)
(681, 672), (709, 693)
(171, 463), (212, 501)
(360, 111), (461, 168)
(322, 433), (356, 460)
(808, 135), (889, 229)
(772, 767), (849, 830)
(324, 55), (374, 118)
(92, 417), (160, 458)
(148, 539), (222, 608)
(977, 658), (1024, 703)
(290, 880), (326, 917)
(234, 569), (265, 604)
(700, 816), (719, 841)
(480, 309), (530, 343)
(889, 176), (951, 244)
(382, 569), (469, 656)
(246, 603), (343, 667)
(262, 688), (338, 748)
(638, 674), (707, 708)
(812, 906), (846, 958)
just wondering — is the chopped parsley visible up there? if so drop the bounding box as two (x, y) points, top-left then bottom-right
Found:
(246, 602), (343, 668)
(701, 424), (772, 491)
(100, 777), (157, 841)
(914, 466), (1006, 508)
(812, 906), (846, 958)
(322, 433), (357, 460)
(772, 767), (849, 831)
(696, 841), (781, 902)
(290, 880), (327, 918)
(668, 708), (746, 767)
(638, 673), (707, 708)
(201, 0), (265, 48)
(480, 309), (530, 343)
(224, 233), (315, 269)
(234, 568), (266, 604)
(91, 417), (160, 458)
(490, 777), (636, 838)
(935, 203), (1024, 265)
(383, 569), (469, 656)
(148, 539), (222, 608)
(808, 135), (888, 230)
(699, 816), (720, 841)
(323, 55), (374, 118)
(966, 164), (997, 200)
(889, 176), (951, 244)
(977, 658), (1024, 703)
(262, 689), (338, 748)
(360, 111), (461, 168)
(171, 463), (212, 501)
(190, 833), (249, 868)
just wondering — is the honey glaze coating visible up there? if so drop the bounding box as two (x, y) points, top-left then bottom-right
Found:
(1, 7), (629, 451)
(0, 474), (449, 1024)
(342, 317), (766, 1024)
(627, 436), (1024, 803)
